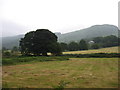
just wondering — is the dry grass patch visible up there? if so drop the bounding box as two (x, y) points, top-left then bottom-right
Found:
(63, 46), (119, 54)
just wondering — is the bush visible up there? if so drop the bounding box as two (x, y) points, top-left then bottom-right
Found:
(2, 56), (69, 65)
(53, 80), (70, 90)
(91, 43), (100, 49)
(62, 53), (120, 58)
(3, 52), (11, 57)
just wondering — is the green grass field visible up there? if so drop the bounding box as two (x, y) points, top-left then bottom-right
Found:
(2, 46), (119, 88)
(2, 57), (118, 88)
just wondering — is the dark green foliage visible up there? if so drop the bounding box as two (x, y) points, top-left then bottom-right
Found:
(50, 43), (62, 56)
(79, 39), (88, 50)
(62, 53), (120, 58)
(19, 38), (29, 56)
(2, 56), (69, 65)
(93, 35), (119, 48)
(19, 29), (62, 56)
(102, 35), (119, 47)
(91, 43), (100, 49)
(3, 51), (11, 57)
(93, 37), (104, 43)
(60, 42), (68, 51)
(68, 41), (79, 51)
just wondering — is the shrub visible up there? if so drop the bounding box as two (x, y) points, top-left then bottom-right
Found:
(3, 52), (11, 57)
(54, 80), (70, 90)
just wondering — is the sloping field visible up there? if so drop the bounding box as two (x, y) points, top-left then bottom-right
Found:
(2, 58), (118, 88)
(63, 46), (119, 54)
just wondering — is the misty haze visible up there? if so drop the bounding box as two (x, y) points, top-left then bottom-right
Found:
(1, 0), (119, 89)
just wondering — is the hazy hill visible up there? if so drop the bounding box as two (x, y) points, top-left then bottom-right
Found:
(1, 35), (24, 49)
(2, 24), (119, 49)
(58, 24), (119, 43)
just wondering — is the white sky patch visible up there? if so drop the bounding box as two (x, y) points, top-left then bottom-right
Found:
(1, 0), (119, 37)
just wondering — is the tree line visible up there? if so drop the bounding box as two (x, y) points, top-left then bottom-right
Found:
(2, 29), (119, 57)
(60, 35), (119, 52)
(92, 35), (119, 48)
(60, 39), (88, 52)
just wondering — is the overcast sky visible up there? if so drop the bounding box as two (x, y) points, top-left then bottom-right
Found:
(1, 0), (119, 37)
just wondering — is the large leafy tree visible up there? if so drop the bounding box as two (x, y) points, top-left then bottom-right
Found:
(19, 29), (61, 56)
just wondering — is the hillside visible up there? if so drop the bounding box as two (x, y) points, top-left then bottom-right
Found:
(2, 35), (24, 49)
(2, 24), (119, 49)
(58, 24), (119, 43)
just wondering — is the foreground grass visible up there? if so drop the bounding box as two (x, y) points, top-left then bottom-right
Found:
(63, 46), (119, 54)
(2, 57), (118, 88)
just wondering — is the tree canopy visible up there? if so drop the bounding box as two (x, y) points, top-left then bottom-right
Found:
(68, 42), (79, 51)
(19, 29), (62, 56)
(93, 35), (119, 48)
(60, 42), (68, 52)
(79, 39), (88, 50)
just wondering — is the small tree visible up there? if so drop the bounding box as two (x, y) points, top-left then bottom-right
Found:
(68, 42), (79, 51)
(79, 39), (88, 50)
(60, 42), (68, 51)
(50, 43), (62, 56)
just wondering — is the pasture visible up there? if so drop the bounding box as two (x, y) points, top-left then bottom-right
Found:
(2, 46), (119, 88)
(2, 57), (118, 88)
(63, 46), (119, 54)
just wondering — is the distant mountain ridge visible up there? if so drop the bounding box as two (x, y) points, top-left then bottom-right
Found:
(58, 24), (119, 43)
(1, 35), (24, 49)
(1, 24), (119, 49)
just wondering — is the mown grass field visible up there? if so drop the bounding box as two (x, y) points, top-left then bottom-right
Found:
(63, 46), (119, 54)
(2, 57), (118, 88)
(2, 46), (119, 88)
